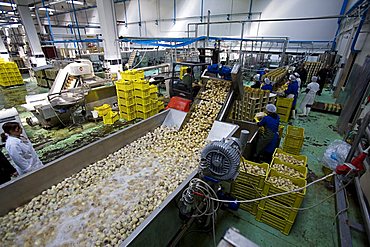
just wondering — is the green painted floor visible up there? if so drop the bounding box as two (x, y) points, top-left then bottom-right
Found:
(180, 88), (368, 247)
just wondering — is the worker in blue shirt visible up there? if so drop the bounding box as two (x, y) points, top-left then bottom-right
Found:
(254, 104), (280, 163)
(261, 78), (273, 92)
(284, 74), (299, 119)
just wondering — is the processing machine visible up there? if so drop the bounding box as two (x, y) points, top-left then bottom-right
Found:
(23, 59), (109, 128)
(0, 63), (261, 246)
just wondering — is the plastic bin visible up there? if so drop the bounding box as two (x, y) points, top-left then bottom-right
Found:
(273, 148), (307, 167)
(135, 96), (151, 105)
(255, 207), (294, 235)
(117, 90), (134, 99)
(94, 104), (111, 117)
(115, 81), (133, 91)
(119, 104), (136, 114)
(258, 199), (298, 222)
(120, 111), (136, 121)
(103, 111), (119, 125)
(276, 97), (294, 108)
(271, 158), (307, 179)
(118, 97), (135, 106)
(262, 169), (306, 208)
(136, 103), (151, 113)
(134, 89), (150, 98)
(236, 159), (269, 190)
(137, 111), (152, 119)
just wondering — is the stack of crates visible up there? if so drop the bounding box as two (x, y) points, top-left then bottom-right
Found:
(276, 97), (293, 122)
(262, 67), (288, 83)
(256, 148), (308, 235)
(231, 159), (269, 215)
(283, 125), (304, 154)
(0, 61), (24, 87)
(304, 62), (322, 83)
(231, 87), (276, 121)
(94, 104), (119, 125)
(118, 69), (163, 121)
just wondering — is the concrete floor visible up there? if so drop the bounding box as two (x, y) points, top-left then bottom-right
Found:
(180, 88), (368, 247)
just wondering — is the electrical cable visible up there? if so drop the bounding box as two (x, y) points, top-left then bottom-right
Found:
(253, 177), (353, 211)
(202, 172), (336, 203)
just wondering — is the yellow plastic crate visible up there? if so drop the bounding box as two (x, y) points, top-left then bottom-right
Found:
(258, 199), (298, 222)
(273, 148), (307, 167)
(137, 110), (152, 119)
(149, 85), (158, 94)
(135, 70), (144, 79)
(117, 89), (134, 99)
(133, 82), (149, 91)
(150, 108), (158, 116)
(94, 104), (111, 117)
(157, 101), (164, 110)
(286, 125), (304, 138)
(271, 158), (307, 179)
(136, 103), (151, 113)
(134, 89), (150, 98)
(103, 111), (119, 125)
(118, 97), (135, 106)
(238, 198), (259, 215)
(135, 96), (151, 105)
(282, 146), (302, 155)
(262, 169), (306, 208)
(150, 92), (158, 100)
(232, 182), (260, 199)
(255, 207), (294, 235)
(119, 104), (136, 114)
(236, 159), (269, 190)
(116, 81), (133, 91)
(120, 111), (136, 121)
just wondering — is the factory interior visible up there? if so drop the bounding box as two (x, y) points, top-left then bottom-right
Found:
(0, 0), (370, 246)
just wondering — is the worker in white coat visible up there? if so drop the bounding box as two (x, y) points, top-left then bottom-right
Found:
(1, 122), (43, 175)
(299, 76), (320, 117)
(294, 72), (301, 88)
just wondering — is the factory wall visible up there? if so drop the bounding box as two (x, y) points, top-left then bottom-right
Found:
(41, 0), (343, 44)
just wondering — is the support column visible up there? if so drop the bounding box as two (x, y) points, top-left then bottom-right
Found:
(0, 37), (10, 61)
(96, 0), (122, 75)
(16, 1), (46, 67)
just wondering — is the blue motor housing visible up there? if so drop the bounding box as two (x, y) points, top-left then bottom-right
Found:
(219, 66), (232, 81)
(207, 64), (219, 75)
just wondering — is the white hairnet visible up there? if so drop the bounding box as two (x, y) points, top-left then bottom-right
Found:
(294, 72), (300, 78)
(289, 74), (296, 81)
(312, 76), (318, 82)
(264, 78), (271, 84)
(254, 74), (260, 81)
(266, 104), (276, 113)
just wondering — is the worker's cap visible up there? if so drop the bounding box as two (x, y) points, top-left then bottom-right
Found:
(254, 74), (260, 81)
(312, 76), (318, 82)
(266, 104), (276, 113)
(289, 74), (296, 81)
(294, 72), (300, 78)
(264, 78), (271, 84)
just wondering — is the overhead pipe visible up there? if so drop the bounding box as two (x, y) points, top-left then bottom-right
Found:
(138, 0), (142, 37)
(70, 0), (82, 44)
(332, 0), (349, 51)
(173, 0), (176, 24)
(351, 7), (368, 52)
(41, 0), (54, 42)
(206, 10), (210, 42)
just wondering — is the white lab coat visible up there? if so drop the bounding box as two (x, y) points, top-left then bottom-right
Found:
(300, 82), (320, 108)
(5, 135), (43, 175)
(296, 78), (302, 88)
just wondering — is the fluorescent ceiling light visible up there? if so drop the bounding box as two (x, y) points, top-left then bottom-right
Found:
(66, 1), (84, 5)
(38, 8), (55, 12)
(0, 3), (16, 7)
